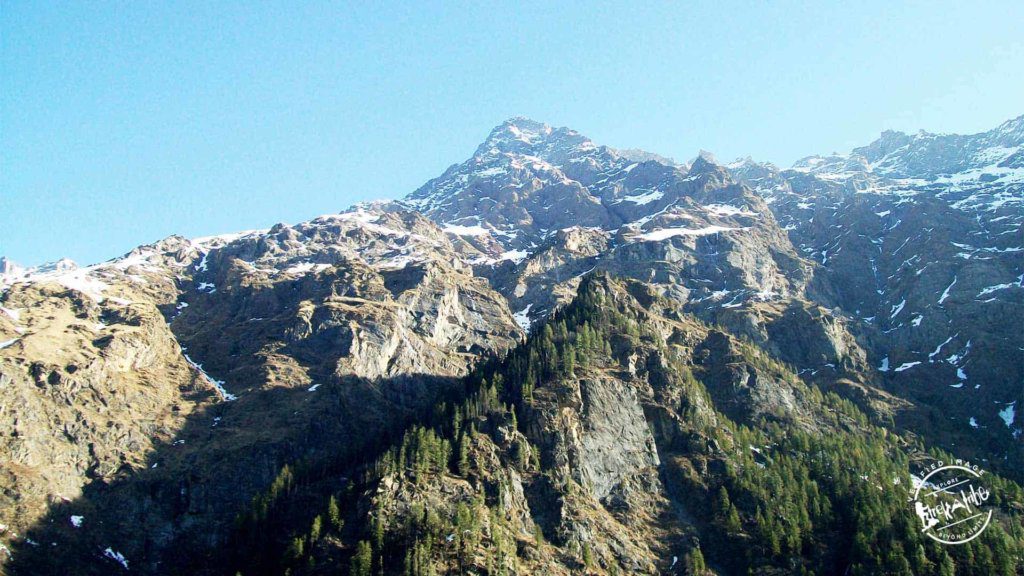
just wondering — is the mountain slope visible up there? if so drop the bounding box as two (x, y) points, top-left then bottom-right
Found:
(728, 117), (1023, 464)
(222, 275), (1024, 575)
(1, 114), (1022, 574)
(0, 209), (522, 572)
(394, 116), (1021, 477)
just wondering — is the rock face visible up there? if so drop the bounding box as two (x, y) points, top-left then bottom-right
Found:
(0, 279), (209, 544)
(172, 209), (521, 387)
(1, 114), (1022, 574)
(536, 374), (660, 501)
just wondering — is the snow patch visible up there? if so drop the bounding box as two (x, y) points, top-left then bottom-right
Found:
(999, 402), (1016, 429)
(618, 189), (664, 205)
(443, 223), (490, 236)
(104, 547), (129, 569)
(978, 282), (1016, 297)
(183, 353), (237, 401)
(946, 340), (971, 365)
(498, 249), (529, 264)
(938, 276), (957, 304)
(638, 225), (740, 241)
(894, 361), (921, 372)
(889, 299), (906, 319)
(706, 203), (757, 217)
(284, 262), (332, 275)
(512, 304), (533, 332)
(928, 334), (956, 362)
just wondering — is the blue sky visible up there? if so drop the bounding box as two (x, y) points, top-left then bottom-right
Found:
(3, 2), (1022, 266)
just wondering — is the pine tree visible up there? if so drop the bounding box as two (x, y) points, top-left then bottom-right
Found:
(685, 546), (706, 575)
(328, 495), (343, 531)
(937, 552), (955, 576)
(726, 503), (742, 534)
(350, 540), (373, 576)
(309, 514), (322, 543)
(457, 432), (470, 476)
(563, 347), (576, 376)
(287, 536), (304, 562)
(372, 514), (385, 553)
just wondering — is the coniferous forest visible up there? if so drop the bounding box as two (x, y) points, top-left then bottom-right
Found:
(219, 274), (1023, 575)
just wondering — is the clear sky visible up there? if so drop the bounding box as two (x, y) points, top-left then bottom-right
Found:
(3, 2), (1022, 266)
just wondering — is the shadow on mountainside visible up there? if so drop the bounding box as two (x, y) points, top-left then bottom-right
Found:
(6, 366), (466, 576)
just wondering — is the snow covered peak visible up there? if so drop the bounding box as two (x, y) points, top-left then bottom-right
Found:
(499, 116), (552, 138)
(726, 156), (755, 169)
(37, 257), (78, 274)
(478, 117), (554, 151)
(472, 117), (599, 162)
(853, 130), (914, 165)
(987, 114), (1024, 145)
(613, 148), (681, 168)
(0, 257), (30, 288)
(695, 149), (719, 164)
(687, 151), (728, 176)
(2, 257), (80, 286)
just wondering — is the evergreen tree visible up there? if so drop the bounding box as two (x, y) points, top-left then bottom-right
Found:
(457, 432), (470, 476)
(685, 546), (706, 575)
(350, 540), (373, 576)
(328, 495), (343, 531)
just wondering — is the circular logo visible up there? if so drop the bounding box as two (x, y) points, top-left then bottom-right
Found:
(912, 463), (993, 545)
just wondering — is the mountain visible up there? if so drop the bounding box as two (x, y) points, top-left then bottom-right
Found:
(1, 116), (1022, 574)
(727, 118), (1024, 453)
(395, 116), (1021, 462)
